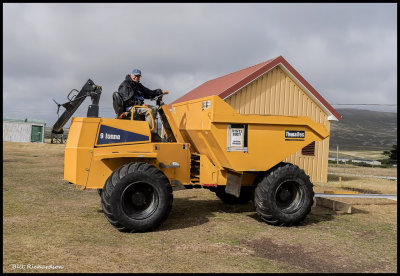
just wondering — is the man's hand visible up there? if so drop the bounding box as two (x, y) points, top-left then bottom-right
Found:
(162, 90), (169, 95)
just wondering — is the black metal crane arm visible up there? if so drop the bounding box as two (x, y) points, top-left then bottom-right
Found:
(51, 79), (102, 134)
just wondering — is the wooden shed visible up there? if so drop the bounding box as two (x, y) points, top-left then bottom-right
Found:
(3, 118), (46, 143)
(170, 56), (341, 183)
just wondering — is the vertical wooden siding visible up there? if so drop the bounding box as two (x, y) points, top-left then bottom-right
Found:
(225, 66), (330, 183)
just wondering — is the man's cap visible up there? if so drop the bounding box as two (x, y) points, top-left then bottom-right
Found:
(132, 69), (142, 76)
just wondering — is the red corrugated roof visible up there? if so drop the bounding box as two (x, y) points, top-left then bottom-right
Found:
(170, 56), (341, 121)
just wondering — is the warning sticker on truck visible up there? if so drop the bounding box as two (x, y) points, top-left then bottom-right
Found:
(227, 124), (248, 152)
(230, 128), (244, 147)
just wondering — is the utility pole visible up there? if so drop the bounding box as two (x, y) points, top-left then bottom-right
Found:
(337, 145), (339, 165)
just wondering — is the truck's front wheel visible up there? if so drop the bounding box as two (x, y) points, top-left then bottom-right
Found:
(254, 163), (314, 226)
(101, 162), (173, 232)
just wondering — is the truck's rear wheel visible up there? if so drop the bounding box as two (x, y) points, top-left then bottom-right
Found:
(101, 162), (173, 232)
(215, 186), (254, 204)
(254, 163), (314, 226)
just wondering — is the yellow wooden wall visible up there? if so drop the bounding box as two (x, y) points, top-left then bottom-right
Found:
(225, 66), (330, 183)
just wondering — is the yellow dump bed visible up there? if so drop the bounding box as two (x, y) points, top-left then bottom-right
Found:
(170, 95), (329, 172)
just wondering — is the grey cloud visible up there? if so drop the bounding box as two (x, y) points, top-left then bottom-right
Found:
(3, 3), (397, 126)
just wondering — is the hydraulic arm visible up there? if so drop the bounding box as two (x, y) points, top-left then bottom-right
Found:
(52, 79), (102, 134)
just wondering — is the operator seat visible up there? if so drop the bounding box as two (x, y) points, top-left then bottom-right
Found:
(112, 91), (124, 118)
(112, 91), (146, 121)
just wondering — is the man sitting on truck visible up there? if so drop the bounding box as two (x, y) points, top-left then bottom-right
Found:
(117, 69), (169, 135)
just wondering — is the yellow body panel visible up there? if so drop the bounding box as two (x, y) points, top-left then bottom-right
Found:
(160, 104), (185, 143)
(85, 142), (191, 189)
(199, 154), (218, 184)
(197, 154), (256, 187)
(170, 95), (329, 183)
(64, 117), (101, 188)
(64, 117), (191, 190)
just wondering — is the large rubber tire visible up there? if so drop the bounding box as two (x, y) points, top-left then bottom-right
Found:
(215, 186), (254, 204)
(254, 163), (314, 226)
(101, 162), (173, 232)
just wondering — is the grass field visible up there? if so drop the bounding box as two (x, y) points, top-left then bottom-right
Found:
(328, 149), (389, 161)
(3, 142), (397, 273)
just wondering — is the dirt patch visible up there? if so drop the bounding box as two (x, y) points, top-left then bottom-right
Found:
(242, 237), (388, 273)
(174, 242), (254, 257)
(356, 230), (377, 240)
(3, 159), (17, 162)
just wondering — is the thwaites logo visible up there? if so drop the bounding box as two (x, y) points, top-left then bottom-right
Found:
(285, 130), (305, 140)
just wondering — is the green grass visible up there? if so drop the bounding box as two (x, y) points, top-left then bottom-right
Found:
(3, 141), (397, 273)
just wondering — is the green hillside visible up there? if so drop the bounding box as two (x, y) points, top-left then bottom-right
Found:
(329, 109), (397, 151)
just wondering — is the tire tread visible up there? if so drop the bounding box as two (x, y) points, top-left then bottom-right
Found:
(101, 162), (173, 232)
(254, 163), (314, 226)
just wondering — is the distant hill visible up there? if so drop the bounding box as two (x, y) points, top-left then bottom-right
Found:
(329, 109), (397, 151)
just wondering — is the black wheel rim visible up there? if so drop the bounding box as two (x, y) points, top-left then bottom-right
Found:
(121, 182), (159, 220)
(275, 180), (303, 214)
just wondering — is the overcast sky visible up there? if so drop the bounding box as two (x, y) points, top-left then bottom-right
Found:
(3, 3), (397, 128)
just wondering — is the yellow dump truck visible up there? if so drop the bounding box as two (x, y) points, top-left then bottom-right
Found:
(63, 80), (329, 232)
